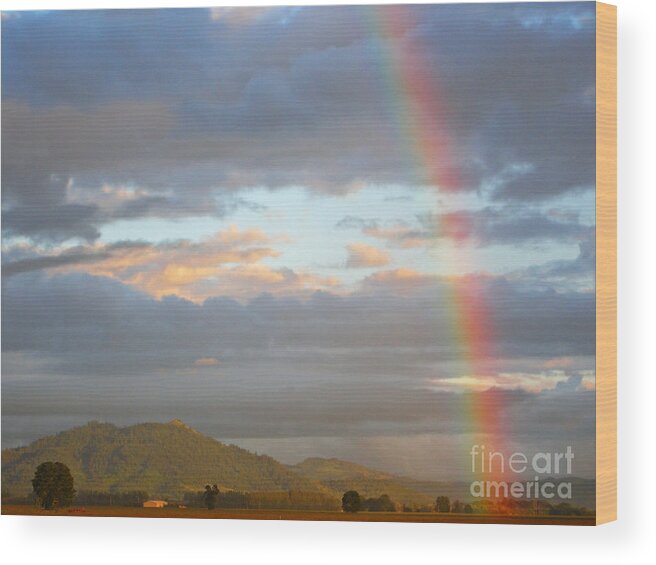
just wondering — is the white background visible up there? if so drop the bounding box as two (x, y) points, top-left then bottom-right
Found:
(0, 0), (654, 562)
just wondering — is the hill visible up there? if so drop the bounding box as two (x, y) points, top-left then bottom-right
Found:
(288, 457), (437, 506)
(287, 457), (596, 510)
(1, 420), (327, 499)
(1, 422), (596, 509)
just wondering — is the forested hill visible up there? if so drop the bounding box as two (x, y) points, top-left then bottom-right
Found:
(1, 421), (596, 509)
(1, 420), (326, 498)
(3, 421), (438, 504)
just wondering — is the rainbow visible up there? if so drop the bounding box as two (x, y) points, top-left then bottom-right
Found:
(366, 5), (508, 485)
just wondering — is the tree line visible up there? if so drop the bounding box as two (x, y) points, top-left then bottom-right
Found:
(341, 491), (396, 512)
(26, 461), (592, 516)
(429, 495), (592, 516)
(342, 491), (470, 514)
(187, 484), (341, 511)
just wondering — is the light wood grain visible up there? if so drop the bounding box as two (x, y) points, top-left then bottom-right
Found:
(595, 1), (617, 525)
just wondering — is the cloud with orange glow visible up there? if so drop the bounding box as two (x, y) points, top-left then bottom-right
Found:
(362, 268), (435, 293)
(194, 357), (219, 367)
(346, 243), (390, 268)
(18, 225), (340, 302)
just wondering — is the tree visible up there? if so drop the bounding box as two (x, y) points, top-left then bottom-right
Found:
(361, 494), (395, 512)
(377, 494), (396, 512)
(435, 495), (451, 513)
(32, 462), (75, 510)
(341, 490), (361, 513)
(451, 499), (464, 513)
(464, 503), (474, 514)
(204, 484), (219, 510)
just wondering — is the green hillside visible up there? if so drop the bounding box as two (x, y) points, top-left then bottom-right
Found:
(1, 422), (447, 506)
(288, 457), (436, 506)
(290, 457), (395, 482)
(1, 420), (327, 499)
(1, 422), (595, 510)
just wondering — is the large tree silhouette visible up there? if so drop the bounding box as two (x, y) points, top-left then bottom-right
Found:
(32, 462), (76, 509)
(341, 490), (362, 513)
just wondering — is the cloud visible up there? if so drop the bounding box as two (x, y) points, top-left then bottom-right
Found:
(1, 101), (182, 241)
(345, 243), (390, 268)
(2, 4), (596, 244)
(1, 368), (596, 479)
(2, 248), (111, 277)
(209, 7), (274, 25)
(335, 216), (378, 230)
(338, 208), (591, 250)
(429, 371), (573, 394)
(1, 4), (598, 479)
(2, 264), (596, 477)
(509, 233), (595, 292)
(194, 357), (219, 367)
(363, 268), (435, 291)
(2, 201), (101, 243)
(2, 268), (595, 378)
(2, 226), (339, 302)
(579, 374), (595, 391)
(418, 208), (593, 246)
(363, 226), (431, 249)
(543, 356), (575, 370)
(336, 217), (430, 249)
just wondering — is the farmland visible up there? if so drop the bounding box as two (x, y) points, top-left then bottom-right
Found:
(1, 505), (595, 525)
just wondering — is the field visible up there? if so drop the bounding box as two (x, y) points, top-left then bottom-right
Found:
(1, 505), (594, 525)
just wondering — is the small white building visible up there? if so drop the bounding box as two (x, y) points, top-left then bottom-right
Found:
(143, 500), (168, 508)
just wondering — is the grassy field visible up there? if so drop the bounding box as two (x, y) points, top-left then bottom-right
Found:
(1, 504), (594, 525)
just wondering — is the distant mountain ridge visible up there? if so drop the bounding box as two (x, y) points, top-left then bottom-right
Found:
(1, 421), (595, 509)
(1, 420), (325, 499)
(287, 457), (437, 506)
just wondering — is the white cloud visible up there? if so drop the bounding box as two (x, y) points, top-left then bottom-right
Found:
(429, 371), (571, 394)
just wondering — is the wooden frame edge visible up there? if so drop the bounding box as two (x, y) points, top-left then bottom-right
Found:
(595, 1), (617, 525)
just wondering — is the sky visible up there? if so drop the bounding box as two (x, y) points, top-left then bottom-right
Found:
(1, 3), (596, 481)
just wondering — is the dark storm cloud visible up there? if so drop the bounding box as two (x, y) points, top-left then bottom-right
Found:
(511, 231), (596, 291)
(1, 372), (594, 442)
(1, 368), (596, 482)
(2, 201), (101, 243)
(2, 269), (594, 378)
(1, 240), (152, 277)
(412, 3), (596, 201)
(1, 266), (595, 460)
(542, 235), (596, 277)
(2, 4), (596, 242)
(1, 259), (596, 464)
(2, 249), (110, 277)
